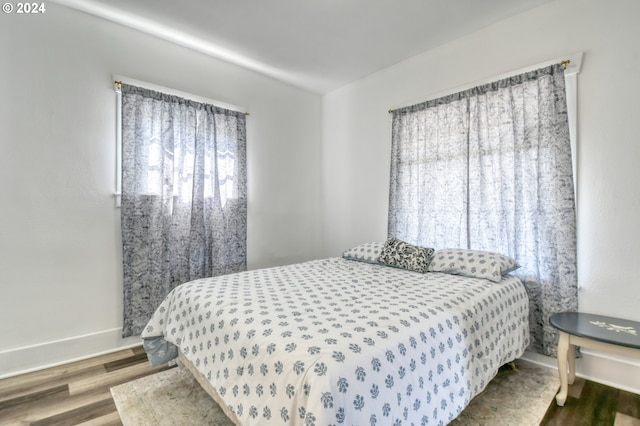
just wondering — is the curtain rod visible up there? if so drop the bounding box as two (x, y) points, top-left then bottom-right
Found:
(388, 59), (572, 114)
(113, 80), (250, 116)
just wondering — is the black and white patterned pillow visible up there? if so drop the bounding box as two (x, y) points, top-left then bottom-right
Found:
(427, 249), (520, 282)
(377, 237), (434, 273)
(342, 242), (385, 264)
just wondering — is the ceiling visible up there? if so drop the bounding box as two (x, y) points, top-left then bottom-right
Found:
(52, 0), (552, 94)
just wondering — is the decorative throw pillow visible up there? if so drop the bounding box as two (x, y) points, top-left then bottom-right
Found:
(427, 249), (520, 282)
(342, 242), (385, 264)
(376, 237), (435, 273)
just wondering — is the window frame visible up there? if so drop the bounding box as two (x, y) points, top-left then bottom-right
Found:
(388, 52), (582, 196)
(112, 75), (246, 207)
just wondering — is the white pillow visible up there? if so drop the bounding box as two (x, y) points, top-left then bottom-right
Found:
(427, 249), (520, 282)
(342, 242), (385, 264)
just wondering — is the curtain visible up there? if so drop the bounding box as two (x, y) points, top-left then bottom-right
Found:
(388, 64), (577, 356)
(120, 84), (247, 337)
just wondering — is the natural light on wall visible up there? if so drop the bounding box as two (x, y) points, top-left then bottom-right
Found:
(52, 0), (304, 91)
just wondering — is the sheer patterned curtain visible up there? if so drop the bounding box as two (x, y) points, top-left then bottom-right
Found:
(388, 64), (577, 356)
(120, 84), (247, 337)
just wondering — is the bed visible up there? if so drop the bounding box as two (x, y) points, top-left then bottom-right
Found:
(141, 243), (530, 425)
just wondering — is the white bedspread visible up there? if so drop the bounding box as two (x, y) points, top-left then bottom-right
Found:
(142, 257), (529, 426)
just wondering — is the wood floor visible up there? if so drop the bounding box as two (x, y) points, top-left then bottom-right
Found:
(0, 346), (173, 426)
(0, 346), (638, 425)
(541, 377), (640, 426)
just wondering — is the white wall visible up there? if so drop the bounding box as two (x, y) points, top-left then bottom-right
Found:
(2, 0), (639, 393)
(0, 3), (323, 376)
(322, 0), (640, 392)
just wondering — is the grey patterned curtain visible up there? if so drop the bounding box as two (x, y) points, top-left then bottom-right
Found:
(388, 64), (577, 356)
(120, 84), (247, 337)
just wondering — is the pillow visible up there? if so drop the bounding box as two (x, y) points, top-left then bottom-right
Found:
(376, 237), (435, 273)
(427, 249), (520, 282)
(342, 242), (385, 264)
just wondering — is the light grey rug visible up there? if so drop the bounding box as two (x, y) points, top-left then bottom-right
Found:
(111, 366), (234, 426)
(111, 359), (558, 426)
(450, 359), (558, 425)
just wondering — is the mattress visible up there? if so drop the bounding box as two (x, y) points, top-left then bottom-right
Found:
(142, 257), (529, 425)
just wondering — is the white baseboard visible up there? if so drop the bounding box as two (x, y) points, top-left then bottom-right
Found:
(0, 328), (142, 379)
(521, 349), (640, 395)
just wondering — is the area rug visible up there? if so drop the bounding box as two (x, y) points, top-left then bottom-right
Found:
(449, 359), (558, 425)
(111, 359), (558, 426)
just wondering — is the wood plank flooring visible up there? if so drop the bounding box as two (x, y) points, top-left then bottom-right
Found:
(541, 377), (640, 426)
(0, 346), (173, 426)
(0, 346), (638, 425)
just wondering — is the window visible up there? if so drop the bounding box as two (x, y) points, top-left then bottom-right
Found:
(115, 78), (248, 337)
(388, 60), (579, 357)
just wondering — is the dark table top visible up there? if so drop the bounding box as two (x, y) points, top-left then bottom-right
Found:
(549, 312), (640, 350)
